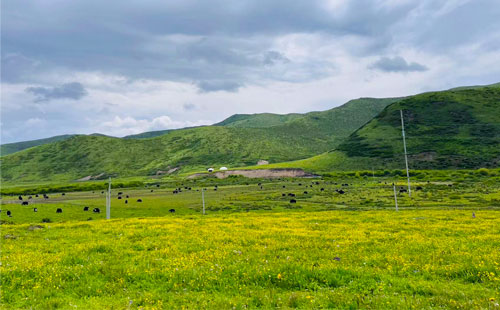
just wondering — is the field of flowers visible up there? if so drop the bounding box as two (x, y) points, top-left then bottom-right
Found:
(2, 209), (499, 309)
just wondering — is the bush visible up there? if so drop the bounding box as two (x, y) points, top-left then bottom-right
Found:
(477, 168), (489, 176)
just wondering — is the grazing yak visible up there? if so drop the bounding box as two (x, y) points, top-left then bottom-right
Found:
(33, 208), (38, 212)
(290, 199), (297, 204)
(169, 209), (175, 213)
(118, 196), (122, 200)
(83, 206), (89, 211)
(93, 208), (100, 213)
(7, 210), (12, 217)
(303, 191), (308, 194)
(56, 208), (63, 213)
(22, 201), (29, 206)
(125, 200), (128, 204)
(18, 196), (23, 201)
(137, 199), (143, 202)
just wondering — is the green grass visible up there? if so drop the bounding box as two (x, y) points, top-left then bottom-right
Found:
(1, 171), (499, 309)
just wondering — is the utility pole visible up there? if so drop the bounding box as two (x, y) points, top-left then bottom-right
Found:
(400, 110), (411, 197)
(393, 183), (399, 211)
(106, 177), (111, 219)
(202, 188), (205, 215)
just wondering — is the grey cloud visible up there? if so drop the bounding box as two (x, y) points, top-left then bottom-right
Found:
(370, 56), (427, 73)
(182, 103), (196, 111)
(0, 0), (422, 87)
(196, 80), (242, 93)
(26, 82), (88, 102)
(263, 51), (290, 65)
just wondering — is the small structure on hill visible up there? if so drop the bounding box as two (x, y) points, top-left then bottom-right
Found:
(257, 160), (269, 166)
(220, 167), (228, 171)
(207, 168), (214, 173)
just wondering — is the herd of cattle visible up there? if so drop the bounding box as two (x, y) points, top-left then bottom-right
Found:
(0, 188), (181, 218)
(1, 179), (422, 218)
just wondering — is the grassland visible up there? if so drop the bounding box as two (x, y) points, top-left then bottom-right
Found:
(2, 211), (499, 309)
(1, 170), (499, 309)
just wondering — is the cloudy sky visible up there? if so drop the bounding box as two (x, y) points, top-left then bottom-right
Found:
(1, 0), (500, 143)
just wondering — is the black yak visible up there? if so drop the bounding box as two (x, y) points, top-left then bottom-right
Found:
(22, 201), (29, 205)
(56, 208), (63, 213)
(93, 208), (100, 213)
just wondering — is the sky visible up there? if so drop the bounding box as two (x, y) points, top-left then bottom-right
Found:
(1, 0), (500, 143)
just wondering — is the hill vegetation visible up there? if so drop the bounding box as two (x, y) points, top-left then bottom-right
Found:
(0, 98), (396, 182)
(262, 85), (500, 172)
(0, 135), (77, 156)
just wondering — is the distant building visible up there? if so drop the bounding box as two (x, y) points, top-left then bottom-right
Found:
(207, 168), (214, 172)
(220, 167), (228, 171)
(257, 160), (269, 166)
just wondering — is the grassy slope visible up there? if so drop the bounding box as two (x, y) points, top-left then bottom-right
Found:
(264, 86), (500, 172)
(1, 98), (396, 182)
(0, 135), (77, 156)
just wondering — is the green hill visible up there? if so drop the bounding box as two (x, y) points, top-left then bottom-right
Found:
(123, 129), (173, 139)
(215, 113), (303, 128)
(0, 135), (77, 156)
(264, 85), (500, 172)
(1, 98), (396, 182)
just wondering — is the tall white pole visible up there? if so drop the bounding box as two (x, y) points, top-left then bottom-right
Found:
(393, 183), (399, 211)
(106, 177), (111, 219)
(400, 110), (411, 197)
(202, 188), (205, 215)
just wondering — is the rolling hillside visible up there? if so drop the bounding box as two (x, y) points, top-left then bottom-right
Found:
(0, 98), (396, 182)
(264, 85), (500, 172)
(0, 135), (77, 156)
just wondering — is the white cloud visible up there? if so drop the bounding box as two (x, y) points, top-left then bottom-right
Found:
(98, 115), (211, 137)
